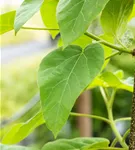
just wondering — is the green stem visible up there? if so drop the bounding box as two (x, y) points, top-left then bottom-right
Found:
(100, 88), (128, 148)
(115, 117), (131, 123)
(109, 89), (117, 107)
(70, 112), (110, 124)
(108, 109), (128, 148)
(122, 129), (130, 142)
(111, 138), (118, 147)
(116, 37), (128, 50)
(111, 129), (130, 147)
(84, 32), (133, 54)
(21, 26), (133, 55)
(105, 51), (122, 60)
(99, 87), (108, 105)
(21, 27), (59, 31)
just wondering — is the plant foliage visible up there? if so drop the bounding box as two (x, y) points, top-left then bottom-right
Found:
(0, 0), (135, 149)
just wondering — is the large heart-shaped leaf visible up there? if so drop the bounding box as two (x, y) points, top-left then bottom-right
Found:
(57, 0), (110, 46)
(0, 11), (16, 35)
(2, 111), (44, 144)
(101, 0), (134, 37)
(0, 144), (39, 150)
(38, 43), (104, 137)
(41, 137), (109, 150)
(40, 0), (59, 38)
(14, 0), (44, 33)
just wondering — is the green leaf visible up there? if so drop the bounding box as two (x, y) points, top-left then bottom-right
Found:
(2, 111), (44, 144)
(57, 0), (110, 46)
(40, 0), (59, 38)
(38, 43), (104, 137)
(120, 77), (134, 92)
(14, 0), (44, 33)
(100, 35), (113, 69)
(101, 0), (134, 37)
(129, 4), (135, 21)
(58, 35), (92, 48)
(0, 11), (15, 35)
(114, 70), (124, 79)
(41, 137), (109, 150)
(129, 18), (135, 37)
(89, 71), (133, 92)
(0, 144), (38, 150)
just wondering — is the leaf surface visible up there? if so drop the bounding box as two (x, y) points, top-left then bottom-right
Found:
(89, 71), (133, 92)
(41, 137), (109, 150)
(57, 0), (110, 46)
(0, 11), (15, 35)
(38, 43), (104, 136)
(101, 0), (134, 37)
(100, 35), (113, 69)
(0, 144), (39, 150)
(2, 111), (44, 144)
(129, 4), (135, 21)
(14, 0), (44, 33)
(40, 0), (59, 38)
(58, 35), (92, 48)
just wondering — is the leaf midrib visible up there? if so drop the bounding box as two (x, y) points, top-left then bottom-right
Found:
(53, 52), (83, 132)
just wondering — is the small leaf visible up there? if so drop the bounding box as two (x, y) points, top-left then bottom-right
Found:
(2, 111), (44, 144)
(120, 77), (134, 92)
(41, 137), (109, 150)
(40, 0), (59, 38)
(57, 0), (110, 46)
(14, 0), (44, 33)
(38, 43), (104, 137)
(114, 70), (124, 79)
(58, 35), (92, 48)
(0, 144), (39, 150)
(89, 71), (133, 92)
(0, 11), (15, 35)
(101, 0), (134, 37)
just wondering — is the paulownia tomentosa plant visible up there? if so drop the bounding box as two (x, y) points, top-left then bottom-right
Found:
(0, 0), (135, 149)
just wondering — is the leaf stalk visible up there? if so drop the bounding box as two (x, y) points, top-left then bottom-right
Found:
(21, 26), (134, 56)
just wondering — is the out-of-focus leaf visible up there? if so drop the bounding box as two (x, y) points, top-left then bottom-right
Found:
(114, 70), (124, 79)
(0, 11), (15, 35)
(129, 4), (135, 21)
(14, 0), (44, 33)
(128, 18), (135, 37)
(57, 0), (110, 46)
(58, 35), (92, 48)
(40, 0), (59, 38)
(2, 111), (44, 144)
(0, 144), (39, 150)
(120, 77), (134, 92)
(100, 35), (113, 69)
(41, 137), (109, 150)
(89, 71), (133, 92)
(101, 0), (134, 37)
(38, 43), (104, 137)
